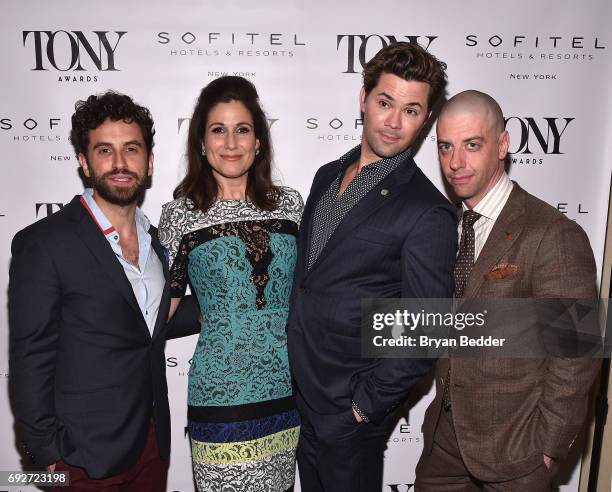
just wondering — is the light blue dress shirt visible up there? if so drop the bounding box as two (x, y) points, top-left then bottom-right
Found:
(81, 189), (165, 336)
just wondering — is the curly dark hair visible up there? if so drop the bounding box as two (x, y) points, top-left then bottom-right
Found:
(69, 91), (155, 158)
(174, 76), (279, 213)
(363, 42), (447, 110)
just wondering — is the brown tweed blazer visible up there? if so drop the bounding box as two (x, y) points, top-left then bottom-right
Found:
(420, 183), (601, 482)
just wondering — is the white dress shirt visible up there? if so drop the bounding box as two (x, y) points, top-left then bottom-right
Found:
(459, 173), (514, 260)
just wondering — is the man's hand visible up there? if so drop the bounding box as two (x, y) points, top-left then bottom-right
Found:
(47, 463), (57, 473)
(352, 408), (363, 423)
(543, 454), (553, 469)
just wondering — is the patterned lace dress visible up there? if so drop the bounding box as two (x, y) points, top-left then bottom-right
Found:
(158, 187), (303, 492)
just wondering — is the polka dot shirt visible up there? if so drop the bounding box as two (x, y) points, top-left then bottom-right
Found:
(307, 145), (411, 270)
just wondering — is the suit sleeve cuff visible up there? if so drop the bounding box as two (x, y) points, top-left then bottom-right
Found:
(539, 421), (578, 460)
(351, 400), (370, 423)
(22, 437), (61, 467)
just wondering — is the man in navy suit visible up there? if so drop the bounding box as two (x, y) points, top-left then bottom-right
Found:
(287, 42), (457, 491)
(9, 92), (199, 491)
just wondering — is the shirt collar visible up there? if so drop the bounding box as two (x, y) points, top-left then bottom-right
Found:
(80, 188), (150, 243)
(338, 144), (412, 173)
(462, 172), (514, 221)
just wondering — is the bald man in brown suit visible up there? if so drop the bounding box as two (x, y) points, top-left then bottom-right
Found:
(415, 90), (600, 491)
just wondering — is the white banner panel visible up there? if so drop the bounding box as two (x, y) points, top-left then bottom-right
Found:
(1, 1), (610, 490)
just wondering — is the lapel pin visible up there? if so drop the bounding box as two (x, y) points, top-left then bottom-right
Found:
(505, 232), (513, 240)
(380, 188), (389, 196)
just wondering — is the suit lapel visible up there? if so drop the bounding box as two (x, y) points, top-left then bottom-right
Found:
(463, 185), (526, 298)
(66, 196), (149, 334)
(304, 157), (417, 279)
(149, 228), (171, 341)
(299, 161), (343, 279)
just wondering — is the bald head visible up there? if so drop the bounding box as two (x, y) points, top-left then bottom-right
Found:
(439, 90), (505, 134)
(436, 90), (509, 209)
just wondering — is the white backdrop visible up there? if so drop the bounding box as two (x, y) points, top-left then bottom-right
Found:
(2, 1), (611, 490)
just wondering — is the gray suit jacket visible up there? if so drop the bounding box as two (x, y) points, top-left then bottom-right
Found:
(421, 183), (601, 482)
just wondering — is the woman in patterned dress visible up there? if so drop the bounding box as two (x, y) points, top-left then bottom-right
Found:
(158, 76), (302, 492)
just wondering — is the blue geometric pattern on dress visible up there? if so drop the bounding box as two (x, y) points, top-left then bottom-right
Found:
(188, 409), (300, 443)
(187, 233), (297, 407)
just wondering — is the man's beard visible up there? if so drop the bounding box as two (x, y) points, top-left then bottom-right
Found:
(90, 169), (148, 206)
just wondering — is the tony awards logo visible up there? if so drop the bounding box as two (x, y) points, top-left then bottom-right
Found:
(505, 116), (574, 165)
(22, 30), (126, 82)
(36, 203), (64, 219)
(337, 35), (438, 73)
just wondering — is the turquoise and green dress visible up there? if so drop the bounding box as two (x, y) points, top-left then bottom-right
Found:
(159, 187), (303, 491)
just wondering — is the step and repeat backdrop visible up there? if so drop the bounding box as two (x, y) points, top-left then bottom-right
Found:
(1, 1), (611, 490)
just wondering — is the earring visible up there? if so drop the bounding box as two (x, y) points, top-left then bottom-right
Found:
(201, 148), (206, 156)
(255, 149), (260, 156)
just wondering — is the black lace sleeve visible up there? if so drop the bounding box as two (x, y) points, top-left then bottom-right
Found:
(169, 234), (191, 297)
(159, 199), (189, 297)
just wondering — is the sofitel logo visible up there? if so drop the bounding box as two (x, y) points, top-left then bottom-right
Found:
(167, 356), (192, 377)
(1, 116), (63, 144)
(305, 115), (362, 143)
(465, 34), (605, 62)
(1, 117), (60, 131)
(466, 34), (605, 49)
(156, 31), (305, 58)
(337, 35), (438, 74)
(22, 31), (126, 71)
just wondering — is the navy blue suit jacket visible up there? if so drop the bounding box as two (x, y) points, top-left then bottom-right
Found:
(287, 152), (457, 430)
(8, 196), (199, 479)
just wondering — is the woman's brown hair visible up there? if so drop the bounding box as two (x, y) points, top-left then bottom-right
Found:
(174, 76), (279, 212)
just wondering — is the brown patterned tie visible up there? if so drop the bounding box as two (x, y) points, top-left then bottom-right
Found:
(442, 210), (481, 410)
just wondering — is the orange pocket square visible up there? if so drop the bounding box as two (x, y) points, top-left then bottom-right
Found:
(484, 263), (518, 280)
